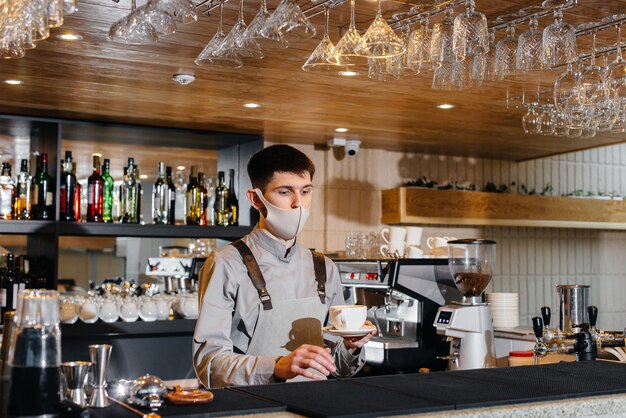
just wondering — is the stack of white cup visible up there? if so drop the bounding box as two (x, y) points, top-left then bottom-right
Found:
(486, 292), (520, 328)
(380, 226), (423, 258)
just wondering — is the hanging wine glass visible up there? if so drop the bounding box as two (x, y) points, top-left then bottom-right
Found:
(109, 0), (158, 44)
(430, 7), (454, 63)
(522, 103), (541, 134)
(495, 23), (518, 79)
(452, 0), (488, 61)
(608, 20), (626, 96)
(406, 16), (432, 74)
(516, 16), (544, 73)
(242, 0), (284, 49)
(220, 0), (264, 60)
(357, 0), (405, 59)
(194, 1), (243, 68)
(333, 0), (366, 70)
(542, 8), (577, 68)
(553, 62), (577, 111)
(141, 0), (177, 36)
(432, 62), (453, 90)
(539, 105), (556, 136)
(302, 8), (343, 71)
(261, 0), (316, 43)
(472, 29), (495, 84)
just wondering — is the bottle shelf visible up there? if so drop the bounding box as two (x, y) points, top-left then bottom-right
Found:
(0, 220), (57, 235)
(57, 222), (253, 238)
(382, 187), (626, 229)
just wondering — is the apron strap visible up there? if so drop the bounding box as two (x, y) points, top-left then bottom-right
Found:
(231, 240), (273, 311)
(311, 251), (327, 304)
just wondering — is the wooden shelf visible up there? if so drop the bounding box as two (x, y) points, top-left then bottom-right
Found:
(381, 187), (626, 229)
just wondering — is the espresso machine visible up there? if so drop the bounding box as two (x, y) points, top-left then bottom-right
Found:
(334, 257), (461, 373)
(144, 256), (204, 294)
(433, 239), (497, 371)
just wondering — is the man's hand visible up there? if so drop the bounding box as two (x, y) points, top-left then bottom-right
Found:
(342, 320), (377, 353)
(274, 344), (337, 380)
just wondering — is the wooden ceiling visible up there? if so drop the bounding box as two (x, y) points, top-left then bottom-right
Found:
(0, 0), (625, 161)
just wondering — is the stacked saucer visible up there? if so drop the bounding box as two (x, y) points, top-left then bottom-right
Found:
(486, 292), (520, 328)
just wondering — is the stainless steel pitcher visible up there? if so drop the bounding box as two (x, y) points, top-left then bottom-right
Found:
(556, 284), (590, 332)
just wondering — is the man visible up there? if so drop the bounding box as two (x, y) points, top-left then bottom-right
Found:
(193, 144), (375, 388)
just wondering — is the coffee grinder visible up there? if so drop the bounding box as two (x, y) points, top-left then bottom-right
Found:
(434, 239), (497, 370)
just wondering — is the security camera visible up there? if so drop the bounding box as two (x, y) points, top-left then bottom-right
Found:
(345, 139), (361, 157)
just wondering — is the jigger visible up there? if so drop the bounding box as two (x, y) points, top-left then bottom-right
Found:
(61, 361), (92, 407)
(88, 344), (112, 408)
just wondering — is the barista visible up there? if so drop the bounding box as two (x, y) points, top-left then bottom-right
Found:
(193, 145), (376, 388)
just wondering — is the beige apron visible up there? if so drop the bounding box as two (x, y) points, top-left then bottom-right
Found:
(231, 239), (328, 382)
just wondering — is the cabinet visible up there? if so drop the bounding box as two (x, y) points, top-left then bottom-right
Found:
(381, 187), (626, 229)
(0, 115), (261, 286)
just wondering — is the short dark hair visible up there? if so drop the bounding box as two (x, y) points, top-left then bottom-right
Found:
(247, 144), (315, 191)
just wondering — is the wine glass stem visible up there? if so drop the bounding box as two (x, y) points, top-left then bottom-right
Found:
(350, 0), (355, 28)
(131, 0), (136, 12)
(239, 0), (244, 21)
(617, 23), (623, 61)
(219, 1), (223, 33)
(591, 31), (596, 67)
(324, 7), (329, 37)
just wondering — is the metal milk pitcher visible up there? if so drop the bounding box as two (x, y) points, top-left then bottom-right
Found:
(556, 284), (590, 332)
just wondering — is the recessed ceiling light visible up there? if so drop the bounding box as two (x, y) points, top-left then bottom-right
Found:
(335, 128), (349, 133)
(437, 104), (455, 109)
(243, 103), (261, 108)
(4, 79), (22, 85)
(176, 165), (186, 171)
(57, 33), (82, 41)
(338, 70), (359, 77)
(139, 174), (149, 180)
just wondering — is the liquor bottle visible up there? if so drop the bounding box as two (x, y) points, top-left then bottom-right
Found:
(166, 166), (176, 225)
(227, 168), (239, 226)
(87, 155), (104, 222)
(213, 171), (230, 227)
(121, 158), (140, 223)
(198, 172), (208, 226)
(0, 163), (15, 220)
(185, 165), (201, 225)
(174, 167), (187, 225)
(59, 151), (77, 221)
(31, 154), (55, 220)
(16, 255), (32, 289)
(72, 162), (82, 222)
(102, 159), (114, 223)
(0, 253), (18, 323)
(13, 159), (32, 220)
(152, 162), (170, 224)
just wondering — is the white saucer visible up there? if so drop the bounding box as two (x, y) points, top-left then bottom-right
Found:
(322, 325), (377, 337)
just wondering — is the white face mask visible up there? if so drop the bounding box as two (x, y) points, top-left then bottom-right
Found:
(254, 188), (310, 241)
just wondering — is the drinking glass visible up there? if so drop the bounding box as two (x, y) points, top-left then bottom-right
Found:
(564, 86), (591, 130)
(332, 0), (366, 70)
(580, 122), (597, 139)
(430, 7), (455, 63)
(554, 110), (570, 136)
(220, 0), (264, 60)
(608, 20), (626, 95)
(302, 8), (342, 71)
(542, 8), (577, 68)
(516, 16), (544, 73)
(553, 62), (577, 111)
(432, 62), (453, 90)
(452, 0), (488, 61)
(472, 30), (495, 84)
(522, 103), (541, 134)
(357, 0), (405, 59)
(495, 23), (518, 79)
(141, 0), (177, 36)
(578, 30), (604, 104)
(194, 1), (243, 68)
(406, 16), (432, 74)
(109, 0), (159, 44)
(451, 59), (473, 90)
(539, 105), (556, 136)
(368, 55), (403, 81)
(241, 0), (283, 48)
(591, 85), (616, 131)
(47, 0), (64, 29)
(261, 0), (316, 43)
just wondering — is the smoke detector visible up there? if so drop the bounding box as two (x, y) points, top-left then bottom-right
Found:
(172, 73), (196, 85)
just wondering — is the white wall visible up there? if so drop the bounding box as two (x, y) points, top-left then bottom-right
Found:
(283, 142), (626, 330)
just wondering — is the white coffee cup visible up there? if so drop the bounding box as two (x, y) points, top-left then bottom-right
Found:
(381, 226), (407, 245)
(426, 236), (457, 249)
(380, 241), (405, 257)
(405, 227), (423, 246)
(329, 305), (367, 330)
(406, 245), (424, 258)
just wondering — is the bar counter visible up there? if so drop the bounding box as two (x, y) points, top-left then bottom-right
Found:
(72, 361), (626, 418)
